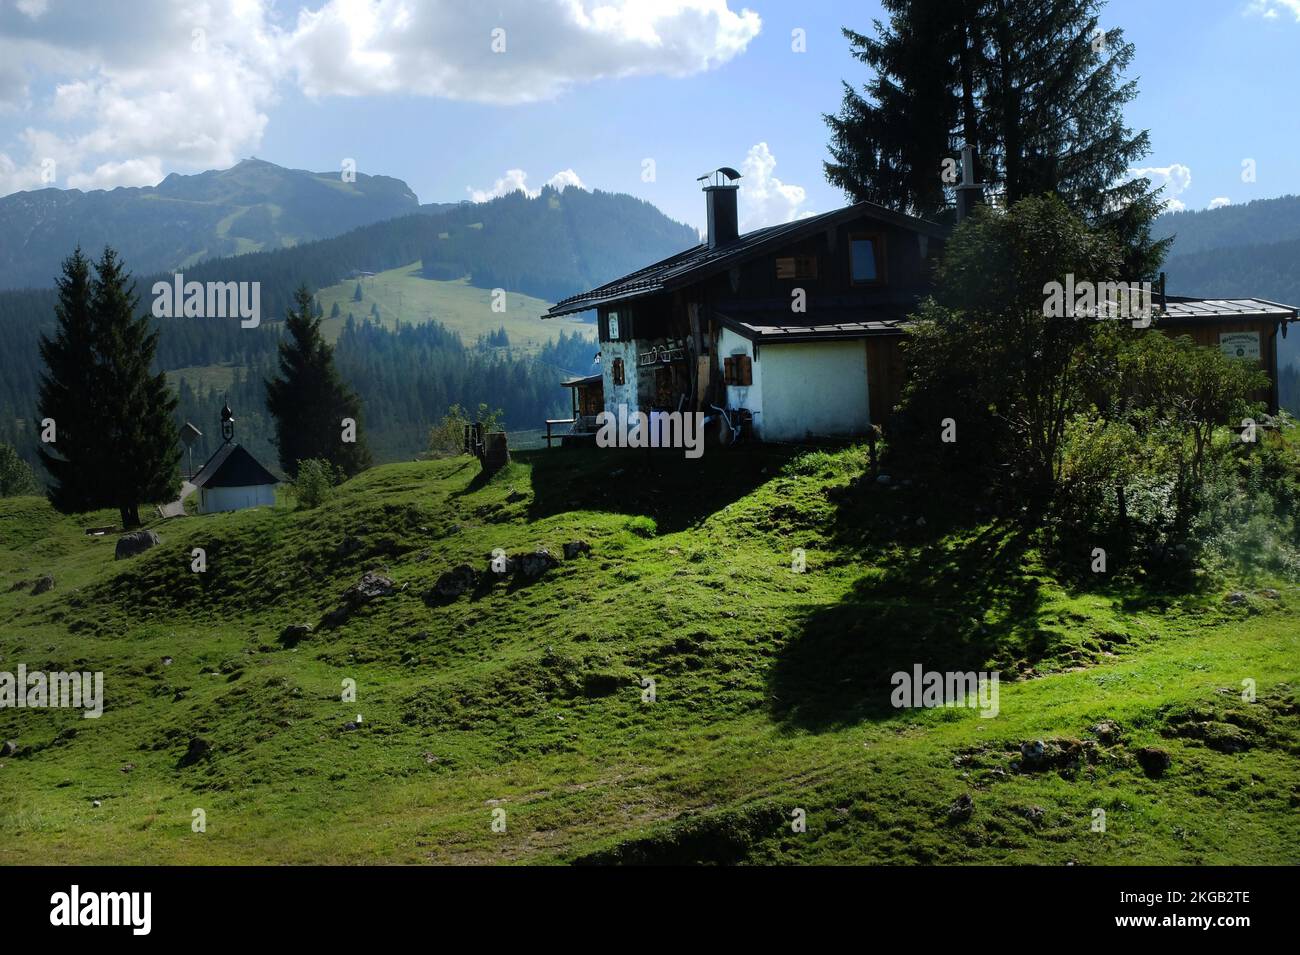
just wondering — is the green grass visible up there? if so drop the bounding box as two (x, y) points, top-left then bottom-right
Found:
(0, 446), (1296, 864)
(315, 263), (593, 351)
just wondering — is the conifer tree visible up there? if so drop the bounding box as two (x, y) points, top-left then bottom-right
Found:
(91, 248), (180, 527)
(38, 247), (100, 512)
(266, 285), (372, 478)
(825, 0), (1169, 275)
(38, 247), (179, 527)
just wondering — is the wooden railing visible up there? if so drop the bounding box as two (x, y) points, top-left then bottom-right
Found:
(545, 418), (575, 448)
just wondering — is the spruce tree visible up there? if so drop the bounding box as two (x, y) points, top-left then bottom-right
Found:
(38, 247), (180, 527)
(825, 0), (1169, 275)
(266, 285), (371, 478)
(37, 247), (100, 512)
(90, 248), (180, 527)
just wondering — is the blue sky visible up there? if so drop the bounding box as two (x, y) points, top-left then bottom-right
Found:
(0, 0), (1296, 232)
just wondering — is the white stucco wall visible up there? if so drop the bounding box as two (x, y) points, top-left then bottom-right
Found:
(601, 339), (639, 416)
(718, 327), (762, 425)
(200, 484), (276, 514)
(756, 340), (871, 442)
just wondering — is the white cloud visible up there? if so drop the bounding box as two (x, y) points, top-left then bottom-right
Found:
(0, 0), (281, 195)
(1129, 162), (1192, 212)
(1208, 196), (1231, 209)
(0, 0), (760, 198)
(738, 142), (811, 231)
(1247, 1), (1300, 21)
(66, 157), (164, 191)
(16, 0), (49, 18)
(467, 167), (587, 202)
(284, 0), (762, 105)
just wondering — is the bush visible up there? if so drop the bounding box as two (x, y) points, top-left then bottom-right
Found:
(291, 458), (340, 509)
(428, 403), (506, 458)
(0, 442), (37, 497)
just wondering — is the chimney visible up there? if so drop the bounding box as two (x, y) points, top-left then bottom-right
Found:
(955, 144), (984, 223)
(698, 167), (742, 248)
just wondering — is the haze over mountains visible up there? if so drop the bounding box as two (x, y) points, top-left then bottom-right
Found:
(0, 159), (429, 290)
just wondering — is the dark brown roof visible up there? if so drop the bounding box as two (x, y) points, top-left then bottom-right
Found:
(191, 442), (280, 489)
(543, 201), (947, 318)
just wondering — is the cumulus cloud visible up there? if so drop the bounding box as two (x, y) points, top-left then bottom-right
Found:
(738, 142), (812, 231)
(467, 167), (587, 202)
(1208, 196), (1231, 210)
(284, 0), (762, 104)
(0, 0), (759, 197)
(67, 157), (164, 191)
(0, 0), (280, 195)
(1129, 163), (1192, 212)
(1247, 0), (1300, 21)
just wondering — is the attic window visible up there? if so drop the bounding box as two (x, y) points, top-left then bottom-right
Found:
(612, 357), (625, 386)
(850, 233), (885, 285)
(723, 354), (752, 386)
(607, 311), (620, 339)
(776, 255), (818, 280)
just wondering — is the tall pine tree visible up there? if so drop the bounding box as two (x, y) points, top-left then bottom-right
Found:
(38, 247), (179, 527)
(825, 0), (1169, 276)
(38, 247), (100, 512)
(266, 285), (372, 478)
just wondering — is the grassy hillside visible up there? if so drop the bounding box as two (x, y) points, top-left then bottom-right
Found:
(1, 446), (1297, 864)
(315, 264), (593, 352)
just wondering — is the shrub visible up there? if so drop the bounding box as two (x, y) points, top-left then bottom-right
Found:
(428, 403), (506, 457)
(0, 442), (37, 497)
(291, 458), (339, 509)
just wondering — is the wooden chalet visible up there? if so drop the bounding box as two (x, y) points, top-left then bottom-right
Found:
(543, 166), (1297, 445)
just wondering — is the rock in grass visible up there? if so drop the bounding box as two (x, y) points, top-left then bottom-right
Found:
(1091, 719), (1123, 745)
(563, 540), (592, 560)
(1203, 722), (1252, 753)
(517, 548), (557, 579)
(343, 571), (397, 606)
(115, 529), (161, 560)
(430, 564), (477, 599)
(178, 737), (211, 767)
(947, 793), (974, 823)
(1135, 747), (1171, 778)
(30, 574), (54, 595)
(278, 624), (313, 647)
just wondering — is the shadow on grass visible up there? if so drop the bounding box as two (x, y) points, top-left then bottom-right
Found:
(516, 444), (798, 534)
(769, 521), (1046, 732)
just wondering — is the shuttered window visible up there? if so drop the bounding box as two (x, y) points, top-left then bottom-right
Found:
(612, 357), (625, 386)
(724, 354), (752, 386)
(776, 255), (818, 279)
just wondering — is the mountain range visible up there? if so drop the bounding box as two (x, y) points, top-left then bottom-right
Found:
(0, 158), (433, 289)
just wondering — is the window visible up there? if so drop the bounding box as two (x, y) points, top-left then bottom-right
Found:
(607, 312), (620, 339)
(611, 357), (625, 386)
(776, 255), (818, 280)
(723, 354), (752, 386)
(850, 233), (885, 284)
